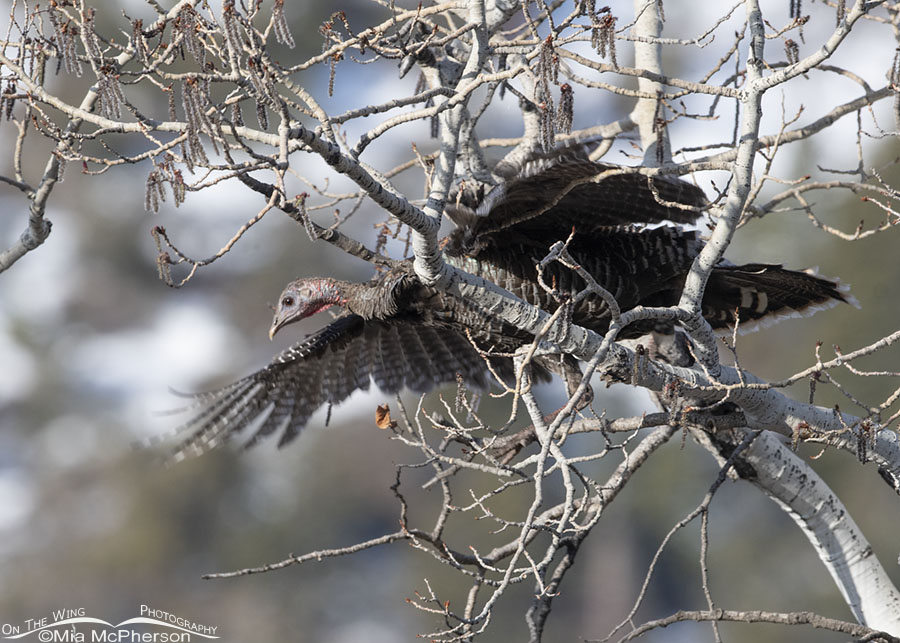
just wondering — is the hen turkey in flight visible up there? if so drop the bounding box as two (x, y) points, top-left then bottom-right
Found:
(171, 155), (849, 459)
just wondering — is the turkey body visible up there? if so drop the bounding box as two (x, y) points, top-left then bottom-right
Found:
(171, 156), (847, 458)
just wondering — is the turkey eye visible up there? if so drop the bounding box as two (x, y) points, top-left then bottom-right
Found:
(281, 296), (295, 307)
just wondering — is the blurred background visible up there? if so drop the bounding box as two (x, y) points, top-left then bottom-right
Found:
(1, 1), (898, 641)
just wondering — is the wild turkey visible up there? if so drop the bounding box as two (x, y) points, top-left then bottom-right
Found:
(171, 155), (849, 459)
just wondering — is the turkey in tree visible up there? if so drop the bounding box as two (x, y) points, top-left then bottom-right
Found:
(171, 155), (851, 460)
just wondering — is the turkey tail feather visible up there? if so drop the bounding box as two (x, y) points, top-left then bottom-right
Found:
(703, 264), (853, 331)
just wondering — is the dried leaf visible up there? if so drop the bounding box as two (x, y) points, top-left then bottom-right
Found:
(375, 404), (397, 430)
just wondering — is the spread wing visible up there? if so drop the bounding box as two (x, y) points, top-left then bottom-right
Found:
(445, 154), (708, 255)
(170, 314), (515, 459)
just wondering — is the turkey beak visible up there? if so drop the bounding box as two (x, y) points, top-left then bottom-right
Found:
(268, 316), (284, 341)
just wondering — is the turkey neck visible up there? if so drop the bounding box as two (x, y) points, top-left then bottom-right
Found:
(324, 271), (410, 320)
